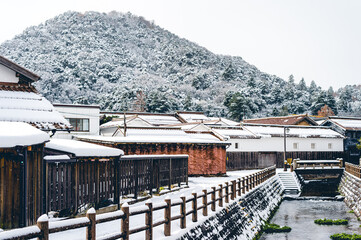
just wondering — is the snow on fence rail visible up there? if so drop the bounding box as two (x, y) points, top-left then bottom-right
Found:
(0, 166), (276, 240)
(345, 162), (361, 178)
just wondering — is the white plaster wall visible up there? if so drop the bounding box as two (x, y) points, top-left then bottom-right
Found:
(227, 137), (343, 152)
(0, 64), (18, 83)
(53, 105), (100, 139)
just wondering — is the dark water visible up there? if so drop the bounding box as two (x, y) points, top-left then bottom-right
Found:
(260, 200), (361, 240)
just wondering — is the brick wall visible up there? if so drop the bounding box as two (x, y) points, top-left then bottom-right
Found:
(82, 141), (227, 175)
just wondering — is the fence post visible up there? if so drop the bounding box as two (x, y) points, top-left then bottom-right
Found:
(241, 177), (245, 194)
(218, 184), (223, 207)
(202, 188), (208, 216)
(145, 200), (153, 240)
(192, 191), (198, 222)
(86, 208), (96, 240)
(169, 158), (172, 190)
(252, 174), (256, 188)
(237, 178), (241, 196)
(211, 187), (216, 211)
(180, 194), (186, 229)
(121, 203), (130, 240)
(37, 214), (49, 240)
(225, 182), (229, 203)
(164, 196), (171, 236)
(231, 180), (236, 200)
(246, 176), (250, 191)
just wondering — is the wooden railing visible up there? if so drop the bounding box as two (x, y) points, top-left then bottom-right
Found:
(293, 158), (343, 170)
(345, 162), (361, 178)
(45, 155), (188, 215)
(0, 166), (276, 240)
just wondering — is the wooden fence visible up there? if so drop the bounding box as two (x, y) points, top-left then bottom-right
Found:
(0, 166), (276, 240)
(345, 162), (361, 178)
(45, 155), (188, 215)
(227, 151), (344, 170)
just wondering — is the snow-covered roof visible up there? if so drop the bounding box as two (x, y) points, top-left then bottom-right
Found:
(77, 127), (227, 145)
(0, 122), (49, 148)
(100, 116), (152, 129)
(327, 118), (361, 131)
(0, 90), (71, 130)
(208, 117), (240, 126)
(243, 125), (344, 138)
(177, 112), (210, 123)
(138, 115), (182, 126)
(212, 128), (259, 139)
(45, 139), (124, 157)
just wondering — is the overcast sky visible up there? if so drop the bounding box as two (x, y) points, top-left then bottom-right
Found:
(1, 0), (360, 90)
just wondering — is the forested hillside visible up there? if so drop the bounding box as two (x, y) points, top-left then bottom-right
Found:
(0, 11), (359, 119)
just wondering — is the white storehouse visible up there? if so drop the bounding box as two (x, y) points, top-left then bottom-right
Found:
(212, 124), (345, 169)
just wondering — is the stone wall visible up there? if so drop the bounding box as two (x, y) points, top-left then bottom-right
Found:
(339, 171), (361, 218)
(178, 176), (284, 240)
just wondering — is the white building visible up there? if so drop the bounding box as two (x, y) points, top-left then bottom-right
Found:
(53, 104), (100, 139)
(212, 124), (345, 169)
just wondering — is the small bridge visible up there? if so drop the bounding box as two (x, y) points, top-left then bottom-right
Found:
(293, 159), (344, 175)
(292, 159), (344, 196)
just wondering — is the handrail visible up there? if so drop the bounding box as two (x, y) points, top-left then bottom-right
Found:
(345, 162), (361, 178)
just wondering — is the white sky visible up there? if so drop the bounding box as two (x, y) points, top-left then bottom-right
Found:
(0, 0), (360, 90)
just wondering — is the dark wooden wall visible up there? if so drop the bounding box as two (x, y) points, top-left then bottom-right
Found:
(226, 151), (344, 170)
(0, 144), (44, 229)
(0, 149), (21, 229)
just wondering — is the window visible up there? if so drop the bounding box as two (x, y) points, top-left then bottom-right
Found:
(328, 143), (332, 149)
(311, 143), (316, 149)
(235, 143), (239, 149)
(67, 118), (89, 132)
(293, 143), (299, 150)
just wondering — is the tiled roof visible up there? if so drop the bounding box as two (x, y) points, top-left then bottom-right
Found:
(0, 83), (37, 92)
(243, 114), (317, 126)
(0, 90), (72, 131)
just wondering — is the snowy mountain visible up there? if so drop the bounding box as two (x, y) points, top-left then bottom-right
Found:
(0, 11), (357, 119)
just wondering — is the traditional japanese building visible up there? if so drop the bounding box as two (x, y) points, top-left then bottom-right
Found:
(0, 56), (71, 132)
(321, 116), (361, 164)
(0, 122), (49, 228)
(212, 124), (344, 170)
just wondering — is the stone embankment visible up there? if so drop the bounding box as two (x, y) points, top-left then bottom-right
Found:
(339, 171), (361, 218)
(179, 175), (284, 240)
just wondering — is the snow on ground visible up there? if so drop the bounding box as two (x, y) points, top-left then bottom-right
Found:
(48, 169), (259, 240)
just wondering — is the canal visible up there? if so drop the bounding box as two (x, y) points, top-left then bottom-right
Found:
(260, 199), (361, 240)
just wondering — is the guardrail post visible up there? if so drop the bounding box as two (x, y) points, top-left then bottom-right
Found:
(218, 184), (223, 207)
(202, 188), (208, 216)
(164, 196), (171, 236)
(37, 214), (49, 240)
(121, 203), (130, 240)
(231, 180), (236, 200)
(180, 194), (186, 229)
(86, 208), (96, 240)
(145, 200), (153, 240)
(211, 187), (216, 211)
(225, 182), (229, 203)
(192, 191), (198, 222)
